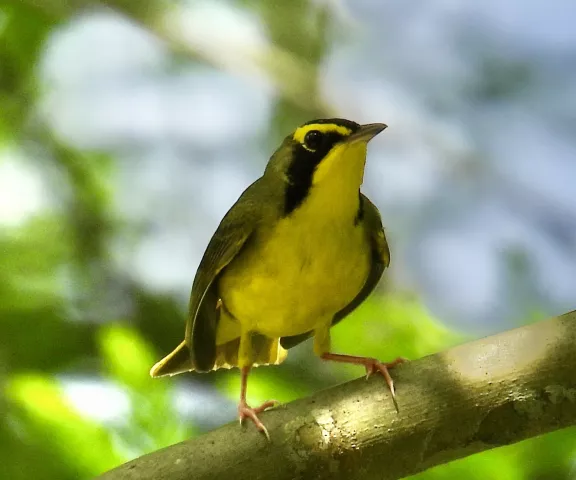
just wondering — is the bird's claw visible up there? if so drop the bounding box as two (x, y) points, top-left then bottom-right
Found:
(238, 399), (280, 441)
(363, 356), (407, 413)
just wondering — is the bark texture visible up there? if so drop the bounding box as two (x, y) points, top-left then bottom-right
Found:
(97, 310), (576, 480)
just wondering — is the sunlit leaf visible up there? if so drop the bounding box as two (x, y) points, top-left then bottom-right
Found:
(6, 374), (122, 476)
(98, 324), (156, 390)
(98, 324), (193, 454)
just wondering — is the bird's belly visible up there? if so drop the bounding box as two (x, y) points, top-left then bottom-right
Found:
(218, 225), (370, 339)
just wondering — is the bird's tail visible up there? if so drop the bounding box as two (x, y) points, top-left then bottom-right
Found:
(150, 336), (288, 377)
(150, 341), (193, 377)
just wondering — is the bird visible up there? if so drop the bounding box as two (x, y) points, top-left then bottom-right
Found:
(150, 118), (404, 439)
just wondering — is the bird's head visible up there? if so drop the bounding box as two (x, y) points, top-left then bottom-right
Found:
(265, 118), (387, 214)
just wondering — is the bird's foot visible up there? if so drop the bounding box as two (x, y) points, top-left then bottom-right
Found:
(364, 356), (406, 394)
(238, 399), (280, 440)
(321, 353), (407, 412)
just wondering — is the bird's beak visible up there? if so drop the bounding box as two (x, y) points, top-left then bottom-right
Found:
(346, 123), (387, 144)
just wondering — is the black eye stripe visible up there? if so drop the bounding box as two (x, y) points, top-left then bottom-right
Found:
(284, 131), (347, 215)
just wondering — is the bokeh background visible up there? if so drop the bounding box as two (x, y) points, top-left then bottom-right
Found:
(1, 0), (576, 478)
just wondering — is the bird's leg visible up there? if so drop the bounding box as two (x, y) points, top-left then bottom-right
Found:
(320, 353), (406, 411)
(237, 366), (279, 440)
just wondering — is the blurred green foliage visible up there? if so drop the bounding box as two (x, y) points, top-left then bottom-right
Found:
(7, 375), (123, 477)
(0, 1), (574, 479)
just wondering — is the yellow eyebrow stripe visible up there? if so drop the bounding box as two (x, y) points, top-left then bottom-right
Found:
(292, 124), (353, 144)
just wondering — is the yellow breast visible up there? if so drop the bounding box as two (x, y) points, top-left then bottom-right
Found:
(218, 203), (371, 340)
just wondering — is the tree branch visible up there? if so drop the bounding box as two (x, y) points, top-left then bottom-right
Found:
(97, 310), (576, 480)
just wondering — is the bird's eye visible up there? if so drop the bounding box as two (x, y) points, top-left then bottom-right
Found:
(304, 130), (323, 151)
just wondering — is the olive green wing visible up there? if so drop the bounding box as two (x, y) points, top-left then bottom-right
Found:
(330, 195), (390, 324)
(185, 181), (264, 372)
(280, 194), (389, 349)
